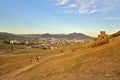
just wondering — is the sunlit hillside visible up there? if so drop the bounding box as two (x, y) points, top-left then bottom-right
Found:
(0, 31), (120, 80)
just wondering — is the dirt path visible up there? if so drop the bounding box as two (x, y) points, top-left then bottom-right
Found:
(0, 52), (72, 80)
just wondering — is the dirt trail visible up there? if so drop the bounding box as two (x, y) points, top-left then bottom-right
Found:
(0, 51), (72, 80)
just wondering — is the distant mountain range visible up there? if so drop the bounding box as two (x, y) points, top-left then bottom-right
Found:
(0, 32), (94, 40)
(0, 32), (17, 37)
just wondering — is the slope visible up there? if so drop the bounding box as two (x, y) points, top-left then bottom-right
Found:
(0, 36), (119, 80)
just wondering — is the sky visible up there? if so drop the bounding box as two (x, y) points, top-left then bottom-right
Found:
(0, 0), (120, 36)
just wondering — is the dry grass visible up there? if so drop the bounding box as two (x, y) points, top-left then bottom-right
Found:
(0, 47), (68, 77)
(0, 36), (120, 80)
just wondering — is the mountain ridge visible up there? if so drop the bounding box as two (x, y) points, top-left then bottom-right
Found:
(0, 32), (94, 40)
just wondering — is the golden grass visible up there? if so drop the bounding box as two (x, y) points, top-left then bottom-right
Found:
(0, 36), (120, 80)
(0, 47), (68, 76)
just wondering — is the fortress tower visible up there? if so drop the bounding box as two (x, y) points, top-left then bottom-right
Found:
(98, 31), (109, 40)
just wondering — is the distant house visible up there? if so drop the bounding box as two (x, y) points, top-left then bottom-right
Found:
(10, 40), (21, 44)
(25, 41), (29, 45)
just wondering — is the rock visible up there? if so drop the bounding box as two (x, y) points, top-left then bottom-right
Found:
(105, 73), (113, 77)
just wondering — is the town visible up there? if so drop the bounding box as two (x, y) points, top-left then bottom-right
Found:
(0, 36), (87, 54)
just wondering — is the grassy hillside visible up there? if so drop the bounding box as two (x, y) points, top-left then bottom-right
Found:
(0, 35), (120, 80)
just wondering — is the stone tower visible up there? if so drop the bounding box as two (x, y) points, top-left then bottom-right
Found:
(98, 31), (109, 40)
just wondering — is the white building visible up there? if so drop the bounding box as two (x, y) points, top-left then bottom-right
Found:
(10, 40), (21, 44)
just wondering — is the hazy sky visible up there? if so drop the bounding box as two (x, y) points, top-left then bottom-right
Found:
(0, 0), (120, 36)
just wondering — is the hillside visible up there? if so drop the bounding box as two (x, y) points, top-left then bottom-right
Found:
(0, 32), (120, 80)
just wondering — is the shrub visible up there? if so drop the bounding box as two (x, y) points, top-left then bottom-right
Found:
(91, 39), (109, 48)
(3, 40), (9, 44)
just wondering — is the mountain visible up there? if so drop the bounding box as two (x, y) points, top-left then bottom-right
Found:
(0, 32), (17, 37)
(20, 32), (93, 40)
(19, 33), (67, 38)
(68, 32), (92, 40)
(0, 32), (93, 40)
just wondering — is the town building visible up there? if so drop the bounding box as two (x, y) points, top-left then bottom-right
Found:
(10, 40), (21, 44)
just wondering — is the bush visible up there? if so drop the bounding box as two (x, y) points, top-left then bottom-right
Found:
(91, 39), (109, 48)
(3, 40), (9, 44)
